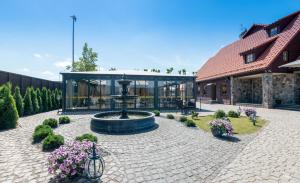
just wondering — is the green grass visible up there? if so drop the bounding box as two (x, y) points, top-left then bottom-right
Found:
(190, 115), (267, 135)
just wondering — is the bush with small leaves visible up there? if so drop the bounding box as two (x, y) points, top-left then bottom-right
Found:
(185, 119), (196, 127)
(14, 86), (24, 117)
(43, 118), (58, 128)
(75, 133), (98, 142)
(0, 83), (19, 130)
(33, 124), (53, 142)
(214, 109), (226, 119)
(59, 116), (70, 124)
(179, 116), (187, 122)
(227, 110), (240, 118)
(191, 111), (199, 119)
(42, 134), (64, 151)
(166, 114), (175, 119)
(152, 110), (160, 116)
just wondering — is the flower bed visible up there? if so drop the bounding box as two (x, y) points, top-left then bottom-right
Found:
(48, 140), (95, 179)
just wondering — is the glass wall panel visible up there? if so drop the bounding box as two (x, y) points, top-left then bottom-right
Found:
(89, 80), (111, 109)
(65, 79), (89, 109)
(136, 80), (154, 108)
(158, 81), (180, 108)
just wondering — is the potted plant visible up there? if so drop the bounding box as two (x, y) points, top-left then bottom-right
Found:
(209, 119), (233, 137)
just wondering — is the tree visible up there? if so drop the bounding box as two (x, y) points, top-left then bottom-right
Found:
(51, 90), (57, 109)
(54, 88), (60, 109)
(0, 83), (19, 130)
(13, 86), (24, 117)
(30, 87), (40, 114)
(47, 89), (53, 110)
(182, 69), (186, 75)
(67, 42), (98, 71)
(23, 87), (33, 115)
(36, 88), (43, 112)
(166, 67), (174, 74)
(41, 87), (48, 112)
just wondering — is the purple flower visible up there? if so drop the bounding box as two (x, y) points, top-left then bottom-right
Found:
(47, 140), (96, 179)
(209, 119), (233, 136)
(243, 108), (256, 117)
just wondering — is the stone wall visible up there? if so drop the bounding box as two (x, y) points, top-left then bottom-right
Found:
(273, 74), (295, 105)
(262, 73), (273, 108)
(233, 77), (262, 104)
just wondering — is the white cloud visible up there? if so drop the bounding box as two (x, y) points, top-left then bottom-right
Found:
(33, 53), (42, 59)
(54, 58), (72, 69)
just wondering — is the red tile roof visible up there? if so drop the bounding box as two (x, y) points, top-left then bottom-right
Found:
(197, 11), (300, 81)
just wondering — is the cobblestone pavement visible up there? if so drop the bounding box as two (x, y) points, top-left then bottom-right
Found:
(0, 108), (255, 183)
(200, 104), (300, 183)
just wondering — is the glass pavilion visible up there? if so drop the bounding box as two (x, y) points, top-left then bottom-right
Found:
(61, 70), (196, 111)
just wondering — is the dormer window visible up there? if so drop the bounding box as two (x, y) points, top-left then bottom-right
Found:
(270, 27), (279, 37)
(245, 53), (256, 63)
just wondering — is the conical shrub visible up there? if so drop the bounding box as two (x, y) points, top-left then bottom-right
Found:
(41, 87), (48, 112)
(36, 88), (43, 112)
(13, 86), (24, 117)
(23, 87), (33, 115)
(47, 89), (53, 110)
(0, 83), (19, 129)
(30, 87), (40, 114)
(51, 90), (57, 109)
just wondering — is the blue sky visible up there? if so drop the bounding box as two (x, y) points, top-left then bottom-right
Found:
(0, 0), (299, 81)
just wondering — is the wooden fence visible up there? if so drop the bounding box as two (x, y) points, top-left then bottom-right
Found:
(0, 70), (61, 94)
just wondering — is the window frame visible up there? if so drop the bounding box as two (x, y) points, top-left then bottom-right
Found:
(270, 26), (279, 37)
(245, 53), (256, 64)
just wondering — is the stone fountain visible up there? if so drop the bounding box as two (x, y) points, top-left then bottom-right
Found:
(91, 74), (156, 133)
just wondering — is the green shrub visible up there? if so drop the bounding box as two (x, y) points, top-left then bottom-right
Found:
(152, 110), (160, 116)
(36, 88), (43, 113)
(191, 111), (199, 119)
(0, 83), (19, 130)
(185, 119), (196, 127)
(59, 116), (70, 124)
(51, 90), (57, 110)
(179, 116), (187, 122)
(75, 133), (98, 142)
(227, 110), (240, 118)
(43, 118), (58, 128)
(47, 89), (53, 110)
(214, 110), (226, 119)
(166, 114), (175, 119)
(54, 88), (60, 109)
(13, 86), (24, 117)
(30, 88), (40, 114)
(33, 124), (53, 142)
(41, 87), (48, 112)
(23, 87), (33, 115)
(42, 134), (64, 151)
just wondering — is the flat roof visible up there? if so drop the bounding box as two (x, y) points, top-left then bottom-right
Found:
(60, 70), (195, 78)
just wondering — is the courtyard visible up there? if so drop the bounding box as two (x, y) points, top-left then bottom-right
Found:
(1, 103), (300, 183)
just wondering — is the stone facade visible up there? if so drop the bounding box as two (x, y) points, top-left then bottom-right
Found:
(199, 72), (300, 108)
(273, 74), (295, 105)
(232, 77), (262, 104)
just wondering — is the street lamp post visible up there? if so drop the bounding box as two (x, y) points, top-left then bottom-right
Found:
(70, 15), (77, 71)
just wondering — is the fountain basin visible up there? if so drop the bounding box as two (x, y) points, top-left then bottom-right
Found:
(91, 111), (156, 133)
